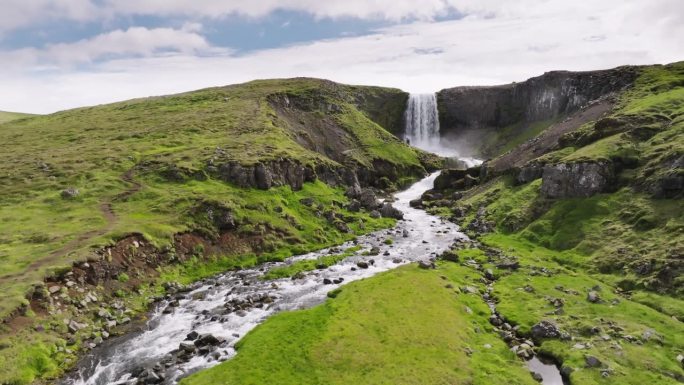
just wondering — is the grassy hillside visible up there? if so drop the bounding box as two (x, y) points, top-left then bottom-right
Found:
(419, 62), (684, 383)
(0, 78), (427, 319)
(0, 111), (35, 124)
(0, 78), (432, 384)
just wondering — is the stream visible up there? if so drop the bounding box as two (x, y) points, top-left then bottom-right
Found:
(62, 172), (563, 385)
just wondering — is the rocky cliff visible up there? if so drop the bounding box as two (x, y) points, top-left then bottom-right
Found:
(437, 66), (640, 156)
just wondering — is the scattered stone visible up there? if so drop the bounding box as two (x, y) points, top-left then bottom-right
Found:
(585, 355), (602, 368)
(418, 260), (435, 269)
(356, 261), (369, 269)
(179, 342), (196, 353)
(323, 278), (333, 285)
(392, 258), (403, 264)
(587, 291), (601, 303)
(195, 333), (221, 347)
(530, 320), (561, 340)
(461, 286), (479, 294)
(560, 366), (574, 378)
(61, 187), (80, 199)
(48, 285), (61, 294)
(380, 203), (404, 220)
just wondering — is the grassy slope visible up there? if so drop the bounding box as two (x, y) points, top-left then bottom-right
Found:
(0, 78), (422, 320)
(421, 63), (684, 383)
(0, 111), (35, 124)
(183, 264), (538, 385)
(0, 79), (423, 385)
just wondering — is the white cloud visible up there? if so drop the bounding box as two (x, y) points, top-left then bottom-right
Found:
(0, 0), (682, 113)
(1, 26), (218, 67)
(0, 0), (97, 33)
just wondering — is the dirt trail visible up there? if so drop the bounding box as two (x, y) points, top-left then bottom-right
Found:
(0, 170), (142, 284)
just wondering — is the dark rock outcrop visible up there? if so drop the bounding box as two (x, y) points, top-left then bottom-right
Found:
(540, 161), (614, 198)
(437, 67), (639, 140)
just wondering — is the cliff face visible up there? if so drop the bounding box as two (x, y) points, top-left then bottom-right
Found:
(437, 66), (640, 156)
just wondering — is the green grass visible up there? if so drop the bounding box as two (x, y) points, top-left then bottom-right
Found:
(475, 234), (684, 384)
(182, 263), (538, 385)
(262, 245), (362, 280)
(0, 78), (424, 320)
(0, 111), (36, 124)
(480, 119), (556, 157)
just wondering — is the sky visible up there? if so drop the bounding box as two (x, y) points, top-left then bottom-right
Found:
(1, 0), (683, 114)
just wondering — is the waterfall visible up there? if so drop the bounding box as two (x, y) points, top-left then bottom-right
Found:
(403, 93), (482, 168)
(404, 93), (441, 152)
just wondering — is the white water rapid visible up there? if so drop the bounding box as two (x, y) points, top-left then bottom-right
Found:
(64, 172), (465, 385)
(404, 93), (481, 167)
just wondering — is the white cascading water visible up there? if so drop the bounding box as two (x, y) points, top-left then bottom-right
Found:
(404, 93), (481, 167)
(63, 172), (466, 385)
(404, 93), (442, 151)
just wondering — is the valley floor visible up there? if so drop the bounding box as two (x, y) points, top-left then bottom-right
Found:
(182, 236), (684, 385)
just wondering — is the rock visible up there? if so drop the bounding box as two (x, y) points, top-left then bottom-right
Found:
(483, 344), (492, 349)
(585, 355), (602, 368)
(418, 260), (435, 269)
(531, 372), (543, 382)
(179, 342), (196, 353)
(195, 333), (221, 347)
(517, 163), (544, 184)
(369, 246), (380, 256)
(440, 250), (459, 262)
(402, 229), (409, 238)
(380, 203), (404, 220)
(540, 161), (614, 198)
(489, 315), (502, 326)
(299, 197), (314, 207)
(461, 286), (478, 294)
(186, 331), (199, 341)
(369, 210), (381, 219)
(68, 320), (86, 333)
(346, 200), (361, 212)
(409, 199), (423, 208)
(484, 269), (495, 280)
(560, 366), (574, 378)
(392, 258), (403, 264)
(60, 187), (80, 199)
(356, 261), (369, 269)
(323, 278), (333, 285)
(530, 320), (561, 340)
(587, 291), (601, 303)
(48, 285), (61, 294)
(358, 189), (379, 210)
(676, 354), (684, 368)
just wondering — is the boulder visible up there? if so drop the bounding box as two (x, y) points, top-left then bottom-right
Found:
(540, 161), (614, 198)
(194, 333), (221, 347)
(587, 291), (601, 303)
(585, 355), (602, 368)
(530, 320), (561, 340)
(418, 260), (436, 269)
(61, 188), (80, 199)
(380, 203), (403, 220)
